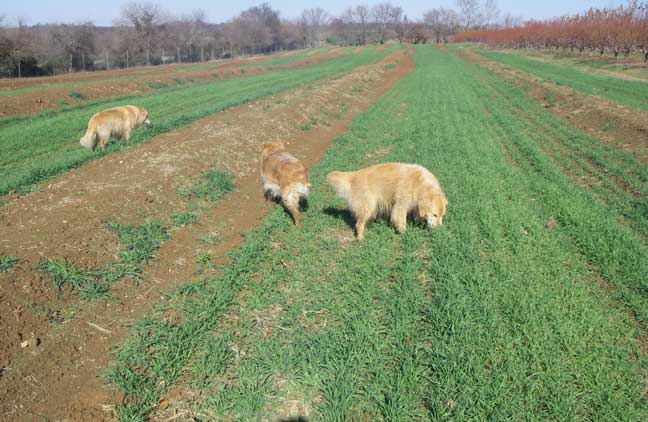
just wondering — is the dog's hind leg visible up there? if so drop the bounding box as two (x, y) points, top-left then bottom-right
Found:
(282, 188), (301, 228)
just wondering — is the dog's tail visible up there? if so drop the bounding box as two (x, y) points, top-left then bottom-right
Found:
(326, 171), (351, 201)
(79, 124), (97, 150)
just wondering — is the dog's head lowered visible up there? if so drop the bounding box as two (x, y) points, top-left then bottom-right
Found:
(418, 190), (448, 228)
(138, 107), (151, 126)
(261, 142), (286, 160)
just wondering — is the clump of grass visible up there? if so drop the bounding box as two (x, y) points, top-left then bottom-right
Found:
(300, 123), (313, 131)
(41, 259), (110, 300)
(351, 86), (363, 94)
(104, 221), (170, 269)
(69, 91), (86, 100)
(41, 220), (169, 300)
(211, 72), (219, 78)
(148, 81), (168, 89)
(192, 333), (234, 388)
(0, 255), (19, 272)
(240, 68), (247, 74)
(601, 122), (617, 132)
(180, 169), (235, 203)
(198, 234), (223, 246)
(170, 210), (198, 227)
(172, 78), (186, 85)
(383, 63), (396, 70)
(195, 251), (215, 274)
(13, 184), (40, 195)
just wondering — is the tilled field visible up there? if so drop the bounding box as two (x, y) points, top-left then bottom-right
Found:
(0, 44), (646, 422)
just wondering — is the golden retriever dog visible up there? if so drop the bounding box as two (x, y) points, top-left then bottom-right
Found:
(327, 163), (447, 240)
(80, 105), (150, 150)
(260, 142), (310, 227)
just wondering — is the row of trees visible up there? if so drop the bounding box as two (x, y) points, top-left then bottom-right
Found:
(0, 1), (505, 78)
(454, 1), (648, 61)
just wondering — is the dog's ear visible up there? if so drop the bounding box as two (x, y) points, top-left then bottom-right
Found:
(418, 201), (427, 219)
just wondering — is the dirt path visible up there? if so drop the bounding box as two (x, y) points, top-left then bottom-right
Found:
(0, 48), (413, 422)
(0, 49), (345, 118)
(457, 49), (648, 164)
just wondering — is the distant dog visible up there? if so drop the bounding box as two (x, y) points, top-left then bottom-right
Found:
(327, 163), (447, 240)
(260, 142), (310, 227)
(80, 105), (150, 150)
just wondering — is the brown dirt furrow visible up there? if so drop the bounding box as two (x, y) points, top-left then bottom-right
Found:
(0, 49), (346, 118)
(457, 48), (648, 165)
(0, 48), (413, 422)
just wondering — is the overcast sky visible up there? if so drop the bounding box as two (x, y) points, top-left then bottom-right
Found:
(3, 0), (626, 26)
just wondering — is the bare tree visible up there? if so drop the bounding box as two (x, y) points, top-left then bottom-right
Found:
(50, 23), (96, 73)
(120, 2), (164, 65)
(300, 8), (329, 48)
(482, 0), (500, 28)
(424, 8), (460, 43)
(372, 3), (403, 44)
(239, 3), (281, 52)
(395, 14), (409, 43)
(501, 12), (523, 28)
(456, 0), (483, 29)
(343, 5), (371, 45)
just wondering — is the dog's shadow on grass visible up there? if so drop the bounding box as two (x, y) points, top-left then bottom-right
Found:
(323, 206), (355, 230)
(277, 417), (308, 422)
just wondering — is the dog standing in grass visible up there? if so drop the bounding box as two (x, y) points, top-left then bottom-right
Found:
(327, 163), (447, 240)
(80, 105), (151, 150)
(260, 142), (310, 227)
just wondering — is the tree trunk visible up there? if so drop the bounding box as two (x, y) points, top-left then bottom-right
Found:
(177, 47), (180, 64)
(146, 48), (150, 66)
(17, 55), (21, 78)
(69, 54), (73, 73)
(81, 51), (85, 72)
(126, 50), (129, 68)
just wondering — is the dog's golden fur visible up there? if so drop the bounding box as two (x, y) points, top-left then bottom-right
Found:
(260, 142), (310, 227)
(80, 105), (150, 150)
(327, 163), (447, 240)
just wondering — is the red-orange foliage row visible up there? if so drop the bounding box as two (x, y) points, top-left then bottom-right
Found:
(454, 2), (648, 60)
